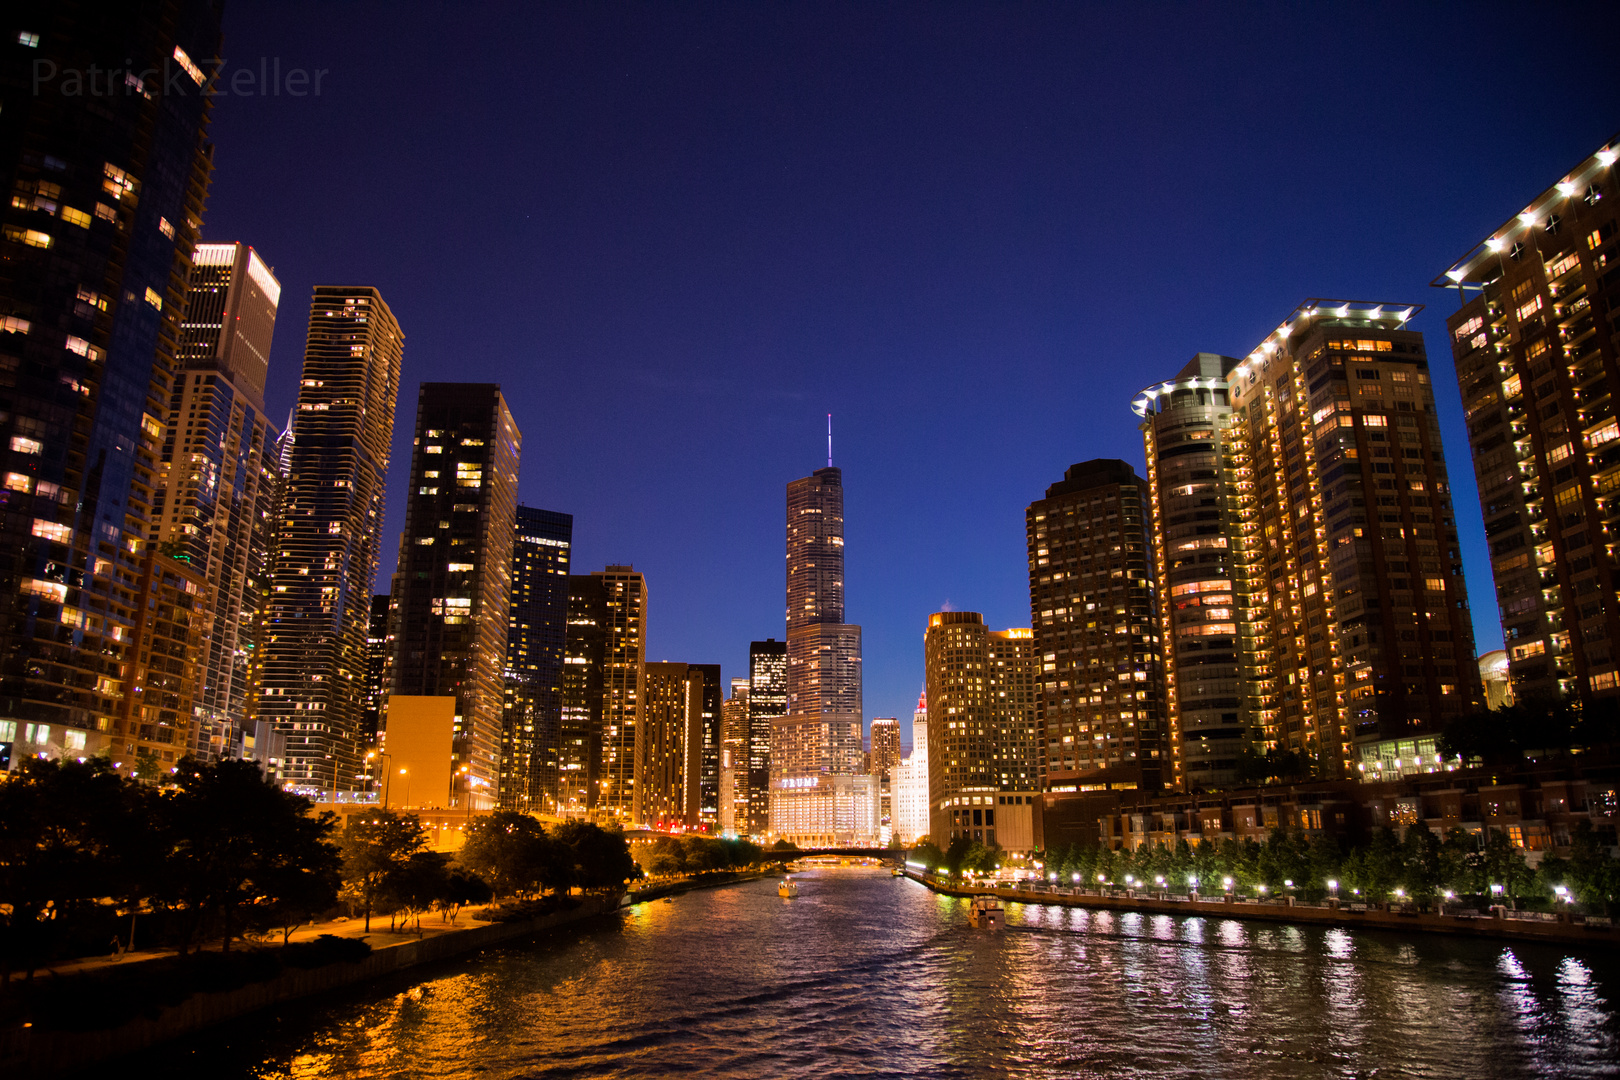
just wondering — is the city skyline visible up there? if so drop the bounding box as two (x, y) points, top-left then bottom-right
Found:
(174, 5), (1619, 733)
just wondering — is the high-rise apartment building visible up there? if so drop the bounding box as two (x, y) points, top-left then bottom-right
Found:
(0, 4), (221, 766)
(690, 662), (722, 831)
(362, 593), (390, 748)
(720, 677), (749, 835)
(869, 714), (902, 831)
(868, 717), (902, 779)
(1438, 139), (1620, 708)
(385, 384), (521, 811)
(558, 575), (608, 815)
(150, 242), (283, 761)
(773, 466), (868, 840)
(638, 662), (703, 828)
(118, 551), (209, 768)
(1134, 355), (1263, 789)
(1026, 460), (1165, 792)
(1135, 301), (1483, 782)
(500, 507), (572, 812)
(596, 565), (648, 821)
(923, 613), (1041, 850)
(746, 638), (786, 835)
(260, 287), (403, 796)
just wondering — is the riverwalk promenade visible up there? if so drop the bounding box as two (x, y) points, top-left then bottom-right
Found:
(906, 870), (1619, 950)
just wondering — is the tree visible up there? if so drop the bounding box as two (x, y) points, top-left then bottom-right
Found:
(1400, 823), (1444, 908)
(0, 757), (141, 981)
(459, 811), (566, 897)
(908, 841), (945, 873)
(439, 867), (493, 923)
(383, 853), (452, 933)
(552, 820), (639, 891)
(157, 757), (340, 954)
(252, 830), (342, 945)
(339, 809), (427, 931)
(643, 835), (687, 878)
(1566, 820), (1620, 914)
(1477, 829), (1535, 906)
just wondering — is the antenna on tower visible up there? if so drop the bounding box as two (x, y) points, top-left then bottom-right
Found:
(827, 413), (832, 468)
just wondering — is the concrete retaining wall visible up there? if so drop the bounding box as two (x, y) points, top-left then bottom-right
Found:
(0, 894), (622, 1078)
(908, 873), (1618, 950)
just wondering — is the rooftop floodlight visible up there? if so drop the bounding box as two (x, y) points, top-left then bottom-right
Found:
(1557, 181), (1578, 197)
(1599, 149), (1618, 166)
(1486, 237), (1505, 252)
(1445, 268), (1466, 282)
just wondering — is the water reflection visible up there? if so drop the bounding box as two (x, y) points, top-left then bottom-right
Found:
(152, 869), (1620, 1079)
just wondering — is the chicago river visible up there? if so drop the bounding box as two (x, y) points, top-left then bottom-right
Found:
(157, 868), (1618, 1079)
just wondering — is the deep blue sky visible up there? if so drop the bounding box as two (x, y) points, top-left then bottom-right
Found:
(203, 2), (1619, 747)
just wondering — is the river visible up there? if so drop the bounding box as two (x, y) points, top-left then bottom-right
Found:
(153, 867), (1620, 1078)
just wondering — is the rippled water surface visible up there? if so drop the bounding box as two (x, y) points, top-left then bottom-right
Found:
(161, 869), (1620, 1078)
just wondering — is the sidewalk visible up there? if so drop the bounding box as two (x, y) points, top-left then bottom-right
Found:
(32, 907), (499, 979)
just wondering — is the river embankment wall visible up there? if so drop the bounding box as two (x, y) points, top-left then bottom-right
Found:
(1, 894), (623, 1079)
(907, 871), (1618, 950)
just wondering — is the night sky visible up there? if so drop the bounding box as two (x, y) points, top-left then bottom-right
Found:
(202, 2), (1620, 746)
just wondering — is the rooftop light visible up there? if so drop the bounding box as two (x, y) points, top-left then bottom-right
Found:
(1485, 238), (1505, 252)
(1445, 268), (1466, 282)
(1518, 211), (1538, 225)
(1599, 150), (1618, 166)
(1557, 181), (1578, 197)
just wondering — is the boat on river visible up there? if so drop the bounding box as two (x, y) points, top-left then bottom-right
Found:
(968, 896), (1003, 929)
(779, 877), (800, 898)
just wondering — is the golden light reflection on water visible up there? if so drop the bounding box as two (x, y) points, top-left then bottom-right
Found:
(156, 869), (1620, 1080)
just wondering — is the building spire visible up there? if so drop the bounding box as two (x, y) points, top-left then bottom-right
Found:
(827, 413), (832, 468)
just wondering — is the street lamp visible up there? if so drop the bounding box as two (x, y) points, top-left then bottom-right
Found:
(1327, 878), (1338, 897)
(400, 767), (410, 808)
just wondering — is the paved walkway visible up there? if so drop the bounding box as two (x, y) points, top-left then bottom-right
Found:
(32, 907), (498, 979)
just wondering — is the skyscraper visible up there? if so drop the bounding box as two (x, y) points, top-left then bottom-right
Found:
(0, 3), (221, 766)
(259, 287), (403, 796)
(638, 662), (704, 828)
(746, 638), (786, 835)
(500, 507), (572, 812)
(150, 242), (283, 761)
(1027, 460), (1165, 792)
(869, 715), (902, 835)
(385, 384), (521, 811)
(1135, 355), (1263, 789)
(720, 677), (750, 835)
(559, 575), (608, 815)
(596, 565), (648, 822)
(689, 661), (722, 831)
(773, 466), (867, 841)
(1134, 302), (1485, 782)
(1438, 138), (1620, 709)
(362, 593), (390, 753)
(924, 613), (1041, 851)
(868, 717), (902, 779)
(891, 690), (931, 845)
(117, 551), (209, 769)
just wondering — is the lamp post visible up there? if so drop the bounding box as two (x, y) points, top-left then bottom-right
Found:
(400, 767), (410, 809)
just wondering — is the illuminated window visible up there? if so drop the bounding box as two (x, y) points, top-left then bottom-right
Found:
(172, 45), (204, 84)
(22, 578), (66, 602)
(3, 226), (52, 248)
(144, 286), (163, 310)
(4, 473), (33, 493)
(18, 31), (40, 47)
(158, 217), (175, 240)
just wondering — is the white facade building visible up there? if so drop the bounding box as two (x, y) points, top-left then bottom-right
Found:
(893, 691), (931, 845)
